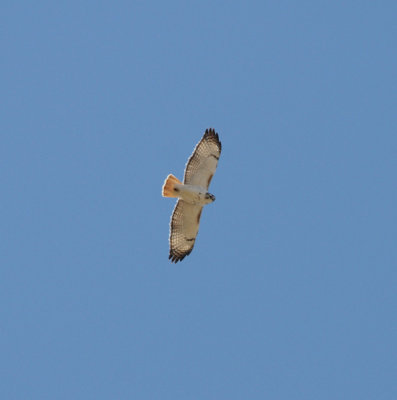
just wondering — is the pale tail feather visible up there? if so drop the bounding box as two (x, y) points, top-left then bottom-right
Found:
(162, 174), (182, 197)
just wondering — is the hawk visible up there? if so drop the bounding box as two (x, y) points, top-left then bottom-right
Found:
(162, 128), (222, 263)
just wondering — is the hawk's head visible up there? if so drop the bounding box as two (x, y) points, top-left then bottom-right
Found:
(205, 192), (216, 203)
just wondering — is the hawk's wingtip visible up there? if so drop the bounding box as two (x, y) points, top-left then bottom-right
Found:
(204, 127), (221, 152)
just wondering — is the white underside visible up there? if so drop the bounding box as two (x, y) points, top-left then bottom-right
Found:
(174, 184), (211, 205)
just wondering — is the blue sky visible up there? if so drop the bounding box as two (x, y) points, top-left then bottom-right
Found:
(1, 1), (397, 399)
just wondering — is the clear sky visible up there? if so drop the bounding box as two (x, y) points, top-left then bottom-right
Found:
(2, 1), (396, 399)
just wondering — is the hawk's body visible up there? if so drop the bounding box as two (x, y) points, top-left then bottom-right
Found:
(162, 128), (222, 263)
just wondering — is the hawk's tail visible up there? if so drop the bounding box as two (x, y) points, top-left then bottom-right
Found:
(162, 174), (182, 197)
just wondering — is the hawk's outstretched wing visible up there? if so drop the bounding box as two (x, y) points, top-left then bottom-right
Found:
(169, 200), (203, 263)
(183, 128), (222, 188)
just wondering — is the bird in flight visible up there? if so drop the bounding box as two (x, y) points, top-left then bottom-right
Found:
(162, 128), (222, 263)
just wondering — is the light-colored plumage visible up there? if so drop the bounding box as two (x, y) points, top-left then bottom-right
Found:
(162, 174), (181, 197)
(162, 128), (222, 263)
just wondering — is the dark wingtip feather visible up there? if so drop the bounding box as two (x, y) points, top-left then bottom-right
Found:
(204, 127), (222, 152)
(169, 249), (191, 263)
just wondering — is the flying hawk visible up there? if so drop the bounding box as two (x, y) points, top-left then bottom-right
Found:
(162, 128), (222, 263)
